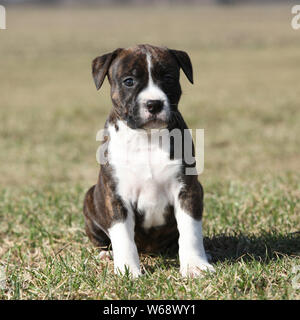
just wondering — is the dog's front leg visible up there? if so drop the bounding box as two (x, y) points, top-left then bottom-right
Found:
(175, 184), (215, 277)
(108, 209), (141, 278)
(175, 207), (215, 277)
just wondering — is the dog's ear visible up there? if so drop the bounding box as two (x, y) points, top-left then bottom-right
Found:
(169, 49), (193, 84)
(92, 48), (122, 90)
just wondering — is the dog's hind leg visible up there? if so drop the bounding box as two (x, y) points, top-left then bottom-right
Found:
(83, 185), (111, 250)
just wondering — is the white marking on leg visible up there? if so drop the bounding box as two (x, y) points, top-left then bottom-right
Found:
(175, 204), (215, 277)
(108, 212), (141, 278)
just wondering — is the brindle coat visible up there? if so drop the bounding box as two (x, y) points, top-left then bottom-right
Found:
(83, 44), (203, 254)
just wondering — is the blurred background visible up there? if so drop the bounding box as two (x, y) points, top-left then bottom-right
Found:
(0, 0), (297, 5)
(0, 0), (299, 187)
(0, 0), (300, 300)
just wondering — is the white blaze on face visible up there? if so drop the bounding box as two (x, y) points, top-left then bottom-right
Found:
(137, 53), (170, 122)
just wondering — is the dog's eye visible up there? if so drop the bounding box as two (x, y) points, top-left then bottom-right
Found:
(123, 78), (134, 87)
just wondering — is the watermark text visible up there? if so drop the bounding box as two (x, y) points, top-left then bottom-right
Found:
(0, 5), (6, 30)
(292, 265), (300, 290)
(291, 5), (300, 30)
(0, 266), (6, 290)
(96, 128), (204, 175)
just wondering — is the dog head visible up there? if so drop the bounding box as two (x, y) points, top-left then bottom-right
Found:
(92, 44), (193, 129)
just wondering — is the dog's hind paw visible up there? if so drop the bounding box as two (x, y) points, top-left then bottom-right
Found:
(98, 250), (113, 261)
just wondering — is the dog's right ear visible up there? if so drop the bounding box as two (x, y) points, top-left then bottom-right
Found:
(92, 48), (122, 90)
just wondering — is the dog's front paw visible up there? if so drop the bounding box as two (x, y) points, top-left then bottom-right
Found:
(180, 259), (215, 278)
(114, 263), (142, 278)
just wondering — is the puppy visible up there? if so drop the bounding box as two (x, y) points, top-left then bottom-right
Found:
(83, 44), (214, 277)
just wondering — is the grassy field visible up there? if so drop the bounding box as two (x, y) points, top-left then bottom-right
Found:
(0, 4), (299, 300)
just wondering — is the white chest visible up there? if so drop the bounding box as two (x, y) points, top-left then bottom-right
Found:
(108, 121), (182, 229)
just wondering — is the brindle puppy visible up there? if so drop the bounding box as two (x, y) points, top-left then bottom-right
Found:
(83, 44), (215, 277)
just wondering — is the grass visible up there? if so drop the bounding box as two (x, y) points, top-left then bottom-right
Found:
(0, 4), (300, 299)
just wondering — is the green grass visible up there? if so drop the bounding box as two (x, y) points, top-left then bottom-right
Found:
(0, 5), (300, 299)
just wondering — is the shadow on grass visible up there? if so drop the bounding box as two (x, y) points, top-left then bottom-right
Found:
(204, 231), (300, 264)
(144, 231), (300, 270)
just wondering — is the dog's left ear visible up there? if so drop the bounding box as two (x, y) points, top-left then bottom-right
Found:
(92, 48), (123, 90)
(169, 49), (193, 84)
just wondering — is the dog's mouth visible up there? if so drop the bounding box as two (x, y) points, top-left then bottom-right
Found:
(141, 116), (168, 130)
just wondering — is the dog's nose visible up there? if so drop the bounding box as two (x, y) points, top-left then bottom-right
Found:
(146, 100), (163, 114)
